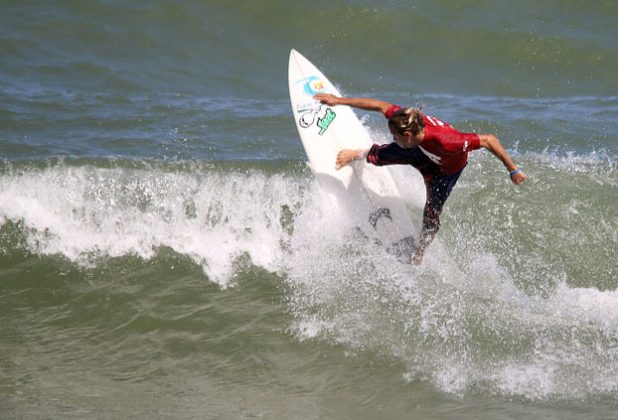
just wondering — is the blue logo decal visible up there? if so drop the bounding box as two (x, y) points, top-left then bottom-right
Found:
(296, 76), (326, 96)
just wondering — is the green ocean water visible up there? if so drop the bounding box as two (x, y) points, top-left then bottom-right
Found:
(1, 1), (617, 418)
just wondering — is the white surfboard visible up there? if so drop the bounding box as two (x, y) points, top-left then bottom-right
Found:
(288, 49), (417, 259)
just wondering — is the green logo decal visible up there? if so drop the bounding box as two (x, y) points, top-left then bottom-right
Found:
(317, 108), (336, 135)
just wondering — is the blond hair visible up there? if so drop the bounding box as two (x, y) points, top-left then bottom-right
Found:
(388, 107), (424, 136)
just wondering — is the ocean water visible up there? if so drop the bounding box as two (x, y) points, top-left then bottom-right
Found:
(1, 0), (617, 418)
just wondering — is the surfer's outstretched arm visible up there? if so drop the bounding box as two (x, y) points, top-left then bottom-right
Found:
(315, 94), (392, 115)
(478, 134), (528, 185)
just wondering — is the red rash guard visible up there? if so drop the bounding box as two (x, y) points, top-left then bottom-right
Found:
(375, 104), (481, 174)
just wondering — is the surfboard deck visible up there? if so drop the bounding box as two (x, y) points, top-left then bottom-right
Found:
(288, 49), (417, 260)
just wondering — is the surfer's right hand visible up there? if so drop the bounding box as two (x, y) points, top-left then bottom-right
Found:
(314, 93), (340, 106)
(510, 170), (528, 185)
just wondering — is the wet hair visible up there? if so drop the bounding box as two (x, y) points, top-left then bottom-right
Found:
(388, 107), (425, 136)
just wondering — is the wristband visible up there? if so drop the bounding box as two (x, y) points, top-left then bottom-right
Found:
(509, 168), (521, 177)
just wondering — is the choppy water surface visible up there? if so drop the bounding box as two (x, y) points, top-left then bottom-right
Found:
(1, 1), (617, 418)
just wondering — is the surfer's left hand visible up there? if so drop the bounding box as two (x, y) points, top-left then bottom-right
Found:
(314, 93), (340, 106)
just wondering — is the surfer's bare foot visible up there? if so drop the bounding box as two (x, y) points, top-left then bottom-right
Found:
(411, 252), (424, 265)
(335, 149), (361, 169)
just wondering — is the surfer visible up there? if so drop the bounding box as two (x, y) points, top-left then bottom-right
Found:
(314, 93), (528, 265)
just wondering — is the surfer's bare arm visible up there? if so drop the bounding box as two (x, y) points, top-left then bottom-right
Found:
(478, 134), (528, 185)
(314, 94), (392, 114)
(336, 149), (368, 170)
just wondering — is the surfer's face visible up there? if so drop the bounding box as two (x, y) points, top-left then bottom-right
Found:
(390, 126), (418, 148)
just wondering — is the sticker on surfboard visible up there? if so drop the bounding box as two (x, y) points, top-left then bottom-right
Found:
(298, 105), (337, 136)
(296, 76), (327, 96)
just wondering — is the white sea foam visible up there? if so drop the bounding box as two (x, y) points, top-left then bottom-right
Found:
(1, 158), (617, 400)
(0, 164), (304, 287)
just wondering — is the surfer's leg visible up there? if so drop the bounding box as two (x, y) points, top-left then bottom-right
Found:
(413, 169), (464, 263)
